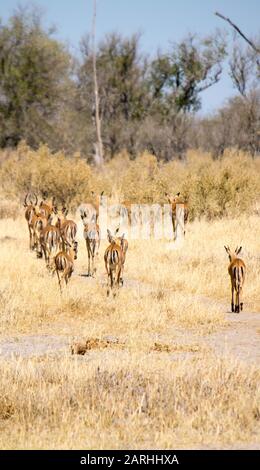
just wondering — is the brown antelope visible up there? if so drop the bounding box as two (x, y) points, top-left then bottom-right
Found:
(83, 217), (100, 277)
(165, 192), (189, 237)
(23, 192), (38, 249)
(60, 218), (77, 248)
(224, 246), (246, 313)
(39, 196), (56, 220)
(53, 206), (77, 248)
(113, 227), (128, 285)
(53, 240), (78, 292)
(104, 229), (125, 296)
(31, 210), (49, 257)
(39, 207), (65, 267)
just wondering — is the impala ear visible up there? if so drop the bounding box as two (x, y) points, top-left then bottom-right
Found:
(107, 229), (113, 243)
(236, 246), (242, 255)
(176, 192), (181, 197)
(100, 191), (104, 196)
(121, 233), (125, 240)
(165, 192), (171, 203)
(53, 206), (58, 214)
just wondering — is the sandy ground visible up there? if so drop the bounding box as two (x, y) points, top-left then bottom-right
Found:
(0, 274), (259, 365)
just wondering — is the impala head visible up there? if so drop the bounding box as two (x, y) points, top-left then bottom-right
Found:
(165, 192), (181, 204)
(108, 228), (125, 248)
(50, 206), (68, 226)
(224, 245), (243, 262)
(24, 192), (38, 208)
(64, 239), (78, 259)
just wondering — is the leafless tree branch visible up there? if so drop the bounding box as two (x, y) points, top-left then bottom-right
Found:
(215, 11), (260, 56)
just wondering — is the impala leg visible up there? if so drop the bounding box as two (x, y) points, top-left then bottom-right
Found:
(91, 254), (95, 277)
(240, 288), (243, 311)
(28, 225), (33, 250)
(231, 285), (234, 312)
(86, 242), (91, 277)
(107, 269), (113, 297)
(234, 291), (238, 313)
(92, 242), (97, 276)
(42, 244), (48, 265)
(56, 269), (62, 294)
(172, 216), (176, 241)
(237, 290), (240, 313)
(113, 266), (120, 297)
(120, 263), (124, 286)
(36, 237), (42, 258)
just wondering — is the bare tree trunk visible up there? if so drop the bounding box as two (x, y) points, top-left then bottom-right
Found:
(92, 0), (104, 166)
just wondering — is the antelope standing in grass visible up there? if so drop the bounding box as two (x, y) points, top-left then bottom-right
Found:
(23, 192), (38, 249)
(83, 217), (100, 277)
(53, 240), (78, 292)
(104, 229), (125, 296)
(224, 246), (246, 313)
(31, 210), (49, 257)
(113, 227), (128, 285)
(39, 196), (56, 220)
(165, 192), (189, 237)
(39, 207), (66, 267)
(55, 207), (77, 248)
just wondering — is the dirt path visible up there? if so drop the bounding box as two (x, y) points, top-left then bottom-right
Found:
(0, 273), (259, 364)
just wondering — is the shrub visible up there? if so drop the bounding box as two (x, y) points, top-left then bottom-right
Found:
(0, 143), (259, 219)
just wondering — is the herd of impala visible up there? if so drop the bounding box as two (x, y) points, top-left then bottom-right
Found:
(23, 191), (246, 311)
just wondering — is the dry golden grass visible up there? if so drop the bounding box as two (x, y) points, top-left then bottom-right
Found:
(0, 211), (259, 449)
(0, 355), (259, 449)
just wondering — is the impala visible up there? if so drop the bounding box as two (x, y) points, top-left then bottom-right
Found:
(23, 192), (38, 249)
(39, 196), (56, 220)
(104, 229), (125, 296)
(53, 240), (78, 292)
(224, 246), (246, 313)
(31, 210), (49, 257)
(59, 217), (77, 248)
(165, 192), (189, 237)
(83, 218), (100, 277)
(39, 207), (66, 267)
(114, 227), (128, 285)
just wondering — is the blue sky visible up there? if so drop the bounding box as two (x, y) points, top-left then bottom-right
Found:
(0, 0), (259, 114)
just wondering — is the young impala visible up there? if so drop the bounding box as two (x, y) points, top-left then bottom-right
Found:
(224, 246), (246, 313)
(113, 227), (128, 285)
(83, 217), (100, 277)
(104, 229), (125, 296)
(23, 192), (38, 250)
(53, 240), (78, 292)
(165, 192), (189, 237)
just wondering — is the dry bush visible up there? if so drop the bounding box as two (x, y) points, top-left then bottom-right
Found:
(0, 143), (259, 218)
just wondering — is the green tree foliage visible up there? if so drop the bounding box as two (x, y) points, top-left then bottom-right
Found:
(0, 7), (73, 149)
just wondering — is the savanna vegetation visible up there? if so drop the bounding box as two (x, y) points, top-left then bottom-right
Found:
(0, 6), (259, 160)
(0, 4), (259, 451)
